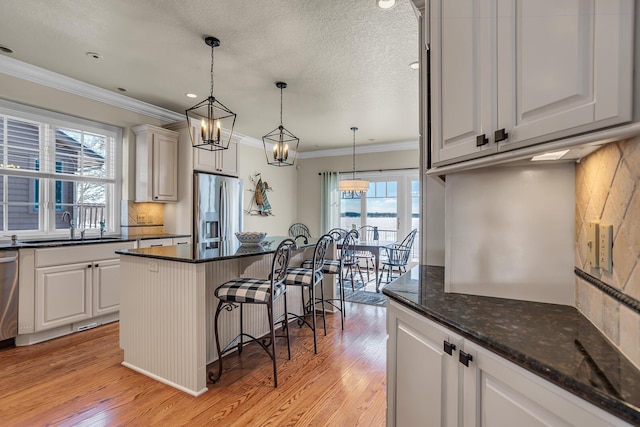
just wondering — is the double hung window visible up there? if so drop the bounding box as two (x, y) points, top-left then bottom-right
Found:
(0, 100), (120, 236)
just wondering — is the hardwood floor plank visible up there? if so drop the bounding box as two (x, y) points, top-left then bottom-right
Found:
(0, 302), (387, 426)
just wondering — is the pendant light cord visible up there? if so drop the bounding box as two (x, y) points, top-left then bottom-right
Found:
(280, 86), (284, 125)
(352, 128), (357, 180)
(210, 43), (215, 98)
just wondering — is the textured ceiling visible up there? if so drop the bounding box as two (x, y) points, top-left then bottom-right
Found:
(0, 0), (419, 151)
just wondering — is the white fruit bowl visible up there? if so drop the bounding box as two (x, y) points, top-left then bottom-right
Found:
(235, 231), (267, 245)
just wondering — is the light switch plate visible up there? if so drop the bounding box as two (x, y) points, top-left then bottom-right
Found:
(587, 222), (599, 268)
(599, 224), (613, 272)
(137, 213), (147, 224)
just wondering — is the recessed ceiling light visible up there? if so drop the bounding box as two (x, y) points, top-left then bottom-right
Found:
(531, 150), (570, 161)
(409, 61), (419, 70)
(185, 93), (198, 98)
(377, 0), (397, 9)
(85, 52), (102, 60)
(117, 87), (127, 93)
(0, 45), (14, 54)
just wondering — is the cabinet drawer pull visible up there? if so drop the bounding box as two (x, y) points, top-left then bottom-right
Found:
(150, 244), (162, 247)
(459, 350), (473, 367)
(476, 134), (489, 147)
(443, 340), (456, 355)
(494, 128), (509, 142)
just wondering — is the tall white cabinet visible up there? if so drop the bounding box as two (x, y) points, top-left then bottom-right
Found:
(386, 300), (632, 427)
(430, 0), (635, 166)
(132, 124), (179, 202)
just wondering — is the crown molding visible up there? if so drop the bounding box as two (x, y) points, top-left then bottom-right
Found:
(297, 139), (419, 159)
(0, 55), (184, 123)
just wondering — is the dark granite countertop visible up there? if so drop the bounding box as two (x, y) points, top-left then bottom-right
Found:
(116, 236), (316, 263)
(0, 233), (190, 249)
(382, 265), (640, 425)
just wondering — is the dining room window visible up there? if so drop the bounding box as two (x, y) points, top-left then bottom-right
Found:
(0, 99), (121, 236)
(339, 170), (419, 254)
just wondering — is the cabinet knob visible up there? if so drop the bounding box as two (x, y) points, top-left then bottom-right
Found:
(87, 264), (93, 268)
(459, 350), (473, 367)
(494, 128), (509, 142)
(476, 134), (489, 147)
(94, 264), (99, 267)
(444, 340), (456, 355)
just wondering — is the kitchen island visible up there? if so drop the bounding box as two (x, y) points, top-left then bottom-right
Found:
(383, 265), (640, 426)
(116, 237), (321, 396)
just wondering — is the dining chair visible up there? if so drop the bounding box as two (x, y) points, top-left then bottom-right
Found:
(284, 234), (332, 354)
(209, 238), (296, 387)
(379, 229), (418, 286)
(288, 223), (311, 239)
(301, 228), (353, 330)
(356, 225), (378, 282)
(341, 230), (366, 291)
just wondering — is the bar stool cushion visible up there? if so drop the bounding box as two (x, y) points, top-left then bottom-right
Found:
(300, 259), (341, 274)
(215, 278), (284, 303)
(284, 267), (323, 286)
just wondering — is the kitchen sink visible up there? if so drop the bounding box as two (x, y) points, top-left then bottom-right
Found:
(21, 237), (123, 244)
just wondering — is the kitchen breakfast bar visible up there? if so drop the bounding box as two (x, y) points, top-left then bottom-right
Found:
(116, 237), (321, 396)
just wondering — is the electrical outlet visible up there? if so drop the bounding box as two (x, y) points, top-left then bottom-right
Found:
(149, 262), (159, 272)
(586, 222), (599, 268)
(137, 213), (147, 224)
(599, 224), (613, 273)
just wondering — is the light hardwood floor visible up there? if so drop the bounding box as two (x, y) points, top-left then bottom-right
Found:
(0, 302), (387, 426)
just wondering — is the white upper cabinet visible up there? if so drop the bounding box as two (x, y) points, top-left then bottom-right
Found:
(193, 138), (238, 177)
(133, 124), (179, 202)
(430, 0), (635, 166)
(167, 119), (239, 177)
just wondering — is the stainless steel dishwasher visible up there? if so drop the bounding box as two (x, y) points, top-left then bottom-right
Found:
(0, 250), (18, 341)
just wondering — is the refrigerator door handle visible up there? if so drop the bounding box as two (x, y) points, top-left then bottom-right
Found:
(219, 180), (229, 241)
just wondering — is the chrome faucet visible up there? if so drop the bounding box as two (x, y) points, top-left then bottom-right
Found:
(62, 211), (75, 239)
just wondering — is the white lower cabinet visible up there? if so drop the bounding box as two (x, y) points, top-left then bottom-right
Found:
(137, 237), (173, 248)
(92, 259), (121, 317)
(18, 241), (135, 342)
(35, 258), (123, 332)
(172, 237), (191, 246)
(387, 300), (631, 427)
(137, 237), (190, 248)
(35, 262), (92, 331)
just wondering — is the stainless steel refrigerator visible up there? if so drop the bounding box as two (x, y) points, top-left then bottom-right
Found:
(193, 172), (243, 250)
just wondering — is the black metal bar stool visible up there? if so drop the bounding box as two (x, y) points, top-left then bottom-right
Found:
(209, 238), (296, 388)
(284, 234), (332, 354)
(301, 228), (355, 330)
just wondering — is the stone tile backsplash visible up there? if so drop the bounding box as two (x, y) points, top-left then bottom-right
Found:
(575, 136), (640, 369)
(120, 201), (164, 235)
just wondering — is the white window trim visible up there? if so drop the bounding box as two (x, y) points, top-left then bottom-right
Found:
(0, 98), (122, 237)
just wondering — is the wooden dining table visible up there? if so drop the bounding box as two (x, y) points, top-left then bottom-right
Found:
(338, 240), (394, 293)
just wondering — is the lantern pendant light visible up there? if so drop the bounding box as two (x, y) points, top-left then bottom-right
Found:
(262, 81), (300, 167)
(185, 36), (236, 151)
(338, 127), (370, 197)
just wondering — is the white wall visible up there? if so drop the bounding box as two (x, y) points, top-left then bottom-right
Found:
(445, 162), (575, 305)
(424, 176), (445, 266)
(238, 143), (297, 237)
